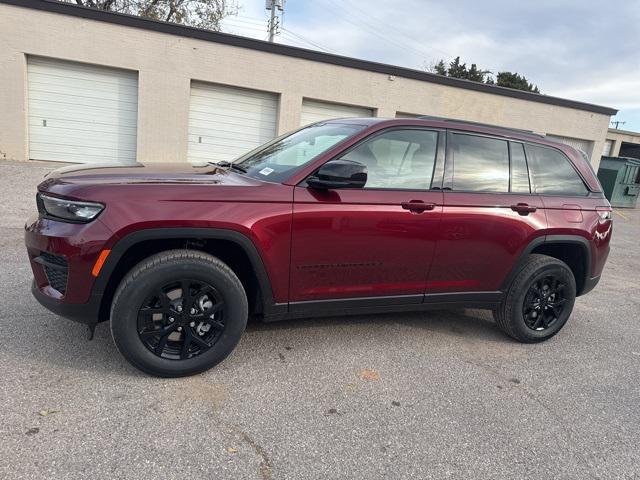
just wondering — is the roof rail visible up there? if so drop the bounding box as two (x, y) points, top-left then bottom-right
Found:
(417, 115), (546, 138)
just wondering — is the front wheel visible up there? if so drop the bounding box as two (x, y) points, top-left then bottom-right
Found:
(494, 254), (576, 343)
(110, 250), (248, 377)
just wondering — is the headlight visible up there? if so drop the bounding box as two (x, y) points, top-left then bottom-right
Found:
(37, 193), (104, 223)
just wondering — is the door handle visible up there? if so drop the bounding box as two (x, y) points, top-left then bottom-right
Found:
(401, 200), (436, 213)
(510, 203), (537, 215)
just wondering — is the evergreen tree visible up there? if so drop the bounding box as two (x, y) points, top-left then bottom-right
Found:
(494, 72), (540, 93)
(427, 57), (540, 93)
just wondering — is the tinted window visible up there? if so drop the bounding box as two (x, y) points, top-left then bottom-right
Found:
(510, 142), (531, 193)
(452, 134), (509, 192)
(340, 129), (438, 189)
(525, 144), (588, 196)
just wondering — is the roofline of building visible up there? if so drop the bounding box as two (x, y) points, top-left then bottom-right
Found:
(608, 127), (640, 137)
(3, 0), (619, 117)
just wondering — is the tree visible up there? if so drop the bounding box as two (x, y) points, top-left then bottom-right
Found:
(427, 56), (540, 93)
(466, 63), (489, 83)
(493, 72), (540, 93)
(447, 56), (468, 79)
(66, 0), (239, 30)
(432, 59), (447, 76)
(428, 56), (491, 83)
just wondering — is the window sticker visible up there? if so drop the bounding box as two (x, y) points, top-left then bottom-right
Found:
(259, 167), (275, 176)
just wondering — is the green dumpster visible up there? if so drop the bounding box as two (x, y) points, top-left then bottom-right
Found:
(597, 156), (640, 208)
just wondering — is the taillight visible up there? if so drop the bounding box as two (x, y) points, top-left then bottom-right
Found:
(596, 206), (612, 220)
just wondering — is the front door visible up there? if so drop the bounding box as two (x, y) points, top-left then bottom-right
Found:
(289, 128), (444, 305)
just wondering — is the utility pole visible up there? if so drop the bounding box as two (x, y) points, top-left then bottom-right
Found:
(611, 120), (626, 130)
(266, 0), (285, 42)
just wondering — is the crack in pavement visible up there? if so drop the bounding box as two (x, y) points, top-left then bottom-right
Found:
(236, 427), (273, 480)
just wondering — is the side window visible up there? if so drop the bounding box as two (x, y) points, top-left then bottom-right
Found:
(525, 144), (588, 196)
(340, 129), (438, 190)
(452, 134), (509, 192)
(510, 142), (531, 193)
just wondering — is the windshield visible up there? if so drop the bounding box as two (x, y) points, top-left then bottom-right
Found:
(233, 122), (366, 182)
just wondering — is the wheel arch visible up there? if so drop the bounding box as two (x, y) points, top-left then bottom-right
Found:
(502, 235), (592, 296)
(94, 228), (276, 321)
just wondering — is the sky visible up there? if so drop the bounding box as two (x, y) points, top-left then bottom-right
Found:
(221, 0), (640, 131)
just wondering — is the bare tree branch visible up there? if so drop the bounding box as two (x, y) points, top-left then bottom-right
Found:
(140, 0), (161, 16)
(59, 0), (239, 31)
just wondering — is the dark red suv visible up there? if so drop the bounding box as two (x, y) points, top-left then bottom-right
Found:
(25, 117), (613, 377)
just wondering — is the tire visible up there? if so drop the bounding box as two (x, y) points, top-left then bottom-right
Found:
(110, 249), (248, 377)
(493, 254), (576, 343)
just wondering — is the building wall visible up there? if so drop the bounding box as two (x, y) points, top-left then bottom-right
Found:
(0, 3), (612, 167)
(605, 129), (640, 157)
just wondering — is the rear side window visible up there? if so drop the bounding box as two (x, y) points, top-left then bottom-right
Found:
(525, 144), (588, 196)
(451, 134), (509, 192)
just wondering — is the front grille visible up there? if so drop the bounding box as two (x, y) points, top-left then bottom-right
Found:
(38, 252), (68, 295)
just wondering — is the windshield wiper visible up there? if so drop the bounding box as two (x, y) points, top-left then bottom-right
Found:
(210, 161), (247, 173)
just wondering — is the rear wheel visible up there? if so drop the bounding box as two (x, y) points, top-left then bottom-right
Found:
(494, 254), (576, 343)
(110, 250), (248, 377)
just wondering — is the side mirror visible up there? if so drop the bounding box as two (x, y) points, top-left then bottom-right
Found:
(306, 159), (367, 190)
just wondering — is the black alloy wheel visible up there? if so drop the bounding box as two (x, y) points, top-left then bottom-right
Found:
(137, 280), (226, 360)
(111, 250), (248, 377)
(522, 276), (567, 331)
(493, 254), (576, 343)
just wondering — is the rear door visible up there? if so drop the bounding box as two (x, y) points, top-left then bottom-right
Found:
(428, 132), (545, 293)
(525, 143), (612, 279)
(290, 128), (444, 304)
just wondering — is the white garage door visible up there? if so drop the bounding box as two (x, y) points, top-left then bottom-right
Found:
(27, 57), (138, 164)
(188, 83), (278, 164)
(300, 99), (373, 126)
(546, 134), (594, 159)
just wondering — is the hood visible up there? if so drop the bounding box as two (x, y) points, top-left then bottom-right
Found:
(41, 161), (243, 186)
(37, 161), (275, 202)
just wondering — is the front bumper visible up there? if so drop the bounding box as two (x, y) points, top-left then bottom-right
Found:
(25, 214), (115, 323)
(31, 280), (101, 325)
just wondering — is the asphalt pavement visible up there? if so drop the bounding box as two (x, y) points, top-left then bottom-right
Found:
(1, 160), (638, 479)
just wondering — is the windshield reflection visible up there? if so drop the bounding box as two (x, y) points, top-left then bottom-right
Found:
(233, 123), (366, 183)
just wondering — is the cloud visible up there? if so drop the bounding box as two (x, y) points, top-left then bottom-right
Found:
(227, 0), (639, 129)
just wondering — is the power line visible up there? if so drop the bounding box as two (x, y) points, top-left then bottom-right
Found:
(231, 7), (454, 64)
(281, 27), (337, 53)
(279, 32), (319, 50)
(316, 0), (452, 65)
(339, 0), (456, 60)
(223, 16), (269, 36)
(223, 22), (269, 34)
(234, 15), (272, 24)
(231, 7), (434, 61)
(224, 15), (336, 54)
(225, 9), (441, 64)
(227, 16), (268, 26)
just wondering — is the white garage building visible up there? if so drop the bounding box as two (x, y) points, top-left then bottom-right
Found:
(0, 0), (617, 168)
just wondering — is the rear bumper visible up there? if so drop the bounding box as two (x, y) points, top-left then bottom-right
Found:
(31, 280), (102, 325)
(578, 275), (601, 297)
